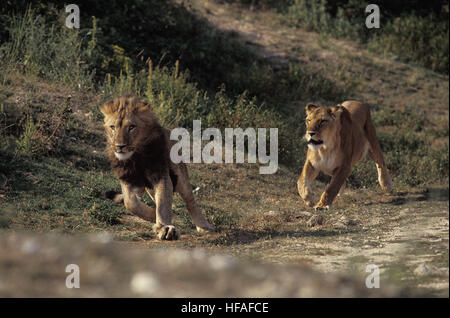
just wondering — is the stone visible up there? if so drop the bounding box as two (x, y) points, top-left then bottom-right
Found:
(334, 221), (347, 229)
(295, 211), (313, 218)
(340, 216), (357, 226)
(307, 215), (324, 227)
(130, 271), (160, 296)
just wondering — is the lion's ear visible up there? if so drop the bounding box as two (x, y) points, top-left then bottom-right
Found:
(328, 105), (345, 119)
(135, 102), (151, 114)
(100, 102), (115, 117)
(305, 103), (318, 113)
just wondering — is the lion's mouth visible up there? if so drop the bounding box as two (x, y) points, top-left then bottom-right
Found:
(114, 151), (134, 161)
(308, 139), (323, 146)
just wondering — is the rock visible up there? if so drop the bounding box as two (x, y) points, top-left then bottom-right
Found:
(340, 216), (357, 226)
(334, 221), (347, 229)
(130, 271), (160, 296)
(414, 263), (448, 277)
(192, 186), (201, 194)
(307, 215), (324, 227)
(295, 211), (313, 218)
(265, 210), (283, 216)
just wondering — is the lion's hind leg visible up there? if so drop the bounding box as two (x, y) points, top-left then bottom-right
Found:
(174, 163), (214, 233)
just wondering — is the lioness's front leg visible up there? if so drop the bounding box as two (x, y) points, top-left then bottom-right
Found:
(120, 181), (156, 222)
(297, 160), (319, 207)
(152, 174), (179, 240)
(315, 166), (351, 210)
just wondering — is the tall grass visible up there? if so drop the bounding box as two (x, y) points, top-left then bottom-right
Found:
(1, 8), (95, 88)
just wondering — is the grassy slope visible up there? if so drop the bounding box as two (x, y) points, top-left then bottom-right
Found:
(0, 0), (448, 296)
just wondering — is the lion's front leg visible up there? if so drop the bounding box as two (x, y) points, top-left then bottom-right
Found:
(120, 181), (156, 222)
(315, 166), (351, 210)
(297, 160), (318, 207)
(152, 175), (179, 240)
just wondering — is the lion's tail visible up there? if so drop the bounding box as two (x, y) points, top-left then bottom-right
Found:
(104, 190), (124, 204)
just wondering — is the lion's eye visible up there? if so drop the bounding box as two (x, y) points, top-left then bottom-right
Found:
(110, 125), (115, 131)
(321, 120), (327, 125)
(128, 125), (136, 131)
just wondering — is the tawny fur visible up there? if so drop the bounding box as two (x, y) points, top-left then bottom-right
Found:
(100, 95), (214, 240)
(297, 100), (392, 210)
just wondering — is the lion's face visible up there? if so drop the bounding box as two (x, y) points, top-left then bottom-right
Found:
(101, 96), (158, 161)
(304, 103), (342, 151)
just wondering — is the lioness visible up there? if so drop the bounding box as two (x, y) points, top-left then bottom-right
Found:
(297, 100), (392, 210)
(101, 95), (214, 240)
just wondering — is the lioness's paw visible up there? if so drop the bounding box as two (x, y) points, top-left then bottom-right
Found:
(314, 204), (329, 211)
(153, 224), (180, 240)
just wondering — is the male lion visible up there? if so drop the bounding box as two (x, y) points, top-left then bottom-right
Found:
(297, 100), (392, 210)
(100, 95), (214, 240)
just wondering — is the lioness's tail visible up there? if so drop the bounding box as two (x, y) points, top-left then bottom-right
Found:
(105, 190), (124, 204)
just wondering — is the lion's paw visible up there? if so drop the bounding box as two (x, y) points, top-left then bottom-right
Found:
(314, 204), (329, 211)
(153, 224), (180, 240)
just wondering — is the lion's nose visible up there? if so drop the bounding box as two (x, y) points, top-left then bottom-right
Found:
(116, 144), (126, 151)
(308, 132), (316, 137)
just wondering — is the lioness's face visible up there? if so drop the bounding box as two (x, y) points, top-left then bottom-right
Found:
(104, 112), (145, 161)
(304, 103), (340, 151)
